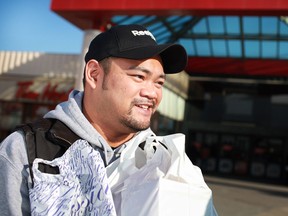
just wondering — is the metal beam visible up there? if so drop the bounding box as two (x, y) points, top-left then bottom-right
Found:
(186, 57), (288, 77)
(51, 0), (288, 29)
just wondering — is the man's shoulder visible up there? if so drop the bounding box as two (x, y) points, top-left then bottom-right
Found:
(16, 118), (80, 160)
(16, 118), (80, 146)
(0, 130), (28, 172)
(0, 118), (80, 167)
(11, 118), (81, 179)
(0, 130), (26, 154)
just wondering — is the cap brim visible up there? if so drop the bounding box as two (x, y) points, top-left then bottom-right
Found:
(114, 44), (187, 74)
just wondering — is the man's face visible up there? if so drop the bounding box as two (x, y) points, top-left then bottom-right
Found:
(96, 56), (165, 133)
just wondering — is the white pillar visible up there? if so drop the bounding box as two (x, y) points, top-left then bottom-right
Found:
(74, 29), (102, 91)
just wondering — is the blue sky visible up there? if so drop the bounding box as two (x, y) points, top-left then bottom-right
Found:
(0, 0), (84, 54)
(2, 1), (288, 59)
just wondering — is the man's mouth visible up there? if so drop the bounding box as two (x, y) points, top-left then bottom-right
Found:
(136, 104), (151, 110)
(133, 99), (156, 113)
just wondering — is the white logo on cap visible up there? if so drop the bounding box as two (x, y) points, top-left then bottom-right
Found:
(131, 30), (156, 41)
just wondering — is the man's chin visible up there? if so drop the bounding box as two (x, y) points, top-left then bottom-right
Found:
(126, 121), (150, 132)
(130, 123), (150, 132)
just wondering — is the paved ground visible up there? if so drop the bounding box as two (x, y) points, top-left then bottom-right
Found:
(204, 176), (288, 216)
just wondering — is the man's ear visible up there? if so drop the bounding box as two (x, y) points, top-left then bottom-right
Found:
(85, 60), (101, 89)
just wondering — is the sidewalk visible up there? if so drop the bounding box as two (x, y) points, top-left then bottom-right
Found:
(204, 176), (288, 216)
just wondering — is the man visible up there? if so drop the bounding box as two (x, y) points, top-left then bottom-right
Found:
(0, 24), (217, 215)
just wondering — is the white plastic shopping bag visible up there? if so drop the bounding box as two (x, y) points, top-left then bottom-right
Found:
(29, 139), (116, 216)
(121, 177), (215, 216)
(108, 133), (218, 216)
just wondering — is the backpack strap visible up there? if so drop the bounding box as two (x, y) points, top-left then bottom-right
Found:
(19, 123), (39, 185)
(15, 118), (81, 186)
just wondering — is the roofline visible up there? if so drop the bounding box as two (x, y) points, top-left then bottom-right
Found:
(51, 0), (288, 29)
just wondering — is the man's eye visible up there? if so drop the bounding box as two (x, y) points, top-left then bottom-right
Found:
(134, 75), (145, 80)
(156, 81), (165, 87)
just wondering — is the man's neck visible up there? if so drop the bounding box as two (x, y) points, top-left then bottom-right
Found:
(91, 122), (136, 148)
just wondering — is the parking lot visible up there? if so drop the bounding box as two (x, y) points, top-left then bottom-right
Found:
(205, 176), (288, 216)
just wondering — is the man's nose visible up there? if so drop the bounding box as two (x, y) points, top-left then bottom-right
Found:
(140, 83), (158, 99)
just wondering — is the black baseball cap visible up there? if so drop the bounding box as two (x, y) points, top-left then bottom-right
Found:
(85, 24), (187, 74)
